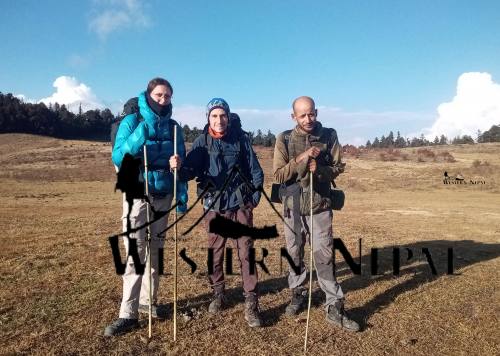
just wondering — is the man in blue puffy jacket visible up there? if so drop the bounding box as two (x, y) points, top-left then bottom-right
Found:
(169, 98), (264, 327)
(104, 77), (188, 336)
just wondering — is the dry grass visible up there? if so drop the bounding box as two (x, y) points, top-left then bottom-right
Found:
(1, 134), (499, 355)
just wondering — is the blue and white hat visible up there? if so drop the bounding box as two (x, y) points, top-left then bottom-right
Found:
(206, 97), (230, 118)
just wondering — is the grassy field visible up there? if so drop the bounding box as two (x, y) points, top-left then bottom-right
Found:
(0, 133), (499, 355)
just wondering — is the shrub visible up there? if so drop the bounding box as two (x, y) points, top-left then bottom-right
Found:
(343, 144), (361, 158)
(445, 156), (456, 163)
(437, 151), (456, 163)
(417, 148), (436, 158)
(387, 148), (402, 157)
(472, 159), (481, 168)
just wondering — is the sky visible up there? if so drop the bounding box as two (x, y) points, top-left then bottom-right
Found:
(1, 0), (500, 145)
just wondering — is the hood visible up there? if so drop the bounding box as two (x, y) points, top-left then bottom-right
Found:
(137, 91), (172, 125)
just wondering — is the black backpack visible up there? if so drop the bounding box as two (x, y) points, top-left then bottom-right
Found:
(110, 97), (141, 149)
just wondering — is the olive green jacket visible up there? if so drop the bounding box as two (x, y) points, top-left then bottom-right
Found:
(273, 122), (344, 215)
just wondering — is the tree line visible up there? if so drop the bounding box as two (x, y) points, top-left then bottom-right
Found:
(364, 127), (500, 149)
(0, 93), (114, 140)
(3, 92), (496, 147)
(477, 125), (500, 143)
(0, 93), (277, 146)
(181, 125), (276, 147)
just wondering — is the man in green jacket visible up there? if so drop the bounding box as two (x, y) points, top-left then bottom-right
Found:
(273, 96), (359, 332)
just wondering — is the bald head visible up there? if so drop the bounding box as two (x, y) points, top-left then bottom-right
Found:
(291, 96), (318, 133)
(292, 96), (316, 113)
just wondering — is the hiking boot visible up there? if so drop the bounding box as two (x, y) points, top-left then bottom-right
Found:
(285, 287), (307, 316)
(244, 295), (262, 328)
(208, 293), (226, 314)
(326, 300), (360, 332)
(138, 303), (162, 319)
(103, 318), (139, 337)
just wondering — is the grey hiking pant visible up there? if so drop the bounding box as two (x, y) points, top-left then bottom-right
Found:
(284, 208), (344, 309)
(119, 194), (173, 319)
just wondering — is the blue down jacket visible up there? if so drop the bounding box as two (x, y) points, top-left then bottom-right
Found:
(178, 125), (263, 212)
(112, 91), (188, 211)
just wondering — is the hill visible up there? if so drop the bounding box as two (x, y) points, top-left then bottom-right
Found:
(1, 134), (499, 355)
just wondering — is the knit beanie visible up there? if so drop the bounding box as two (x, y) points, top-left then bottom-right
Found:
(206, 98), (230, 119)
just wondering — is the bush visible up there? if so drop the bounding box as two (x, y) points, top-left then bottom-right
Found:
(439, 151), (456, 163)
(471, 160), (491, 168)
(387, 148), (402, 157)
(417, 148), (436, 158)
(343, 144), (361, 158)
(472, 159), (481, 168)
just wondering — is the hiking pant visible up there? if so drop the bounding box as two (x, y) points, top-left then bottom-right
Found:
(284, 208), (344, 309)
(119, 194), (173, 319)
(204, 206), (258, 297)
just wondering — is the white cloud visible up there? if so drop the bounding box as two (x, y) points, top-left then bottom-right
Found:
(425, 72), (500, 140)
(89, 0), (149, 40)
(173, 106), (292, 134)
(15, 94), (36, 104)
(39, 76), (104, 113)
(173, 105), (207, 129)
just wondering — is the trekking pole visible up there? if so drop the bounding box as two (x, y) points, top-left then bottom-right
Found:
(173, 125), (178, 342)
(143, 147), (153, 339)
(304, 170), (314, 353)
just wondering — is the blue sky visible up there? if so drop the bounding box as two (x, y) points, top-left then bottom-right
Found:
(1, 0), (499, 144)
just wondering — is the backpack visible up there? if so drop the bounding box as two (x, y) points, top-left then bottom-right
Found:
(110, 97), (142, 149)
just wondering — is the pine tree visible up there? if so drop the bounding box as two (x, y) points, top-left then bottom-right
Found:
(387, 131), (394, 147)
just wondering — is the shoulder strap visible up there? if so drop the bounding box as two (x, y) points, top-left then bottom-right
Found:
(136, 110), (143, 122)
(237, 131), (246, 163)
(282, 129), (292, 157)
(326, 127), (335, 152)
